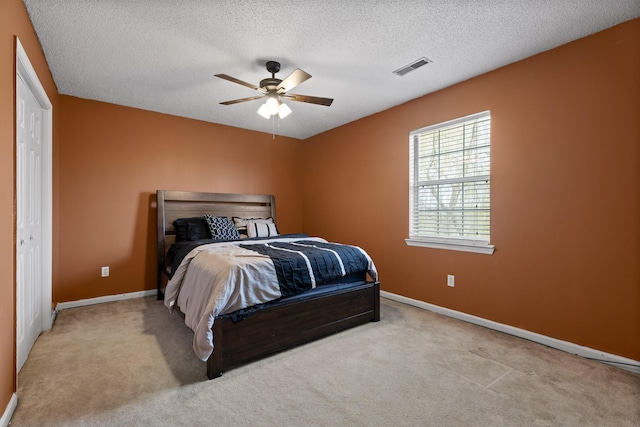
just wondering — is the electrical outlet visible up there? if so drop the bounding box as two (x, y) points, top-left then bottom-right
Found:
(447, 274), (455, 287)
(101, 266), (109, 277)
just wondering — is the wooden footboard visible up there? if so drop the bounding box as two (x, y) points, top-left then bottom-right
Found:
(207, 281), (380, 379)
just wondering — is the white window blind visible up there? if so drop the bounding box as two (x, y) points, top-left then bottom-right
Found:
(407, 111), (494, 254)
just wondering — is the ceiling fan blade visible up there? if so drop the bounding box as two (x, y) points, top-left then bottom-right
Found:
(281, 94), (333, 106)
(219, 95), (265, 105)
(215, 74), (262, 91)
(276, 68), (311, 93)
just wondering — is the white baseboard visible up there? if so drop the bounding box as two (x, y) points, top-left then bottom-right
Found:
(0, 393), (17, 427)
(56, 289), (157, 311)
(381, 291), (640, 374)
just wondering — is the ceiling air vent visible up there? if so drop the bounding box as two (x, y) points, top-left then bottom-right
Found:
(393, 57), (432, 76)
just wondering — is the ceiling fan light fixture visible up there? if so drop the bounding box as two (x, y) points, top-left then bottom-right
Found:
(257, 103), (271, 119)
(278, 102), (292, 119)
(265, 95), (279, 115)
(258, 94), (292, 120)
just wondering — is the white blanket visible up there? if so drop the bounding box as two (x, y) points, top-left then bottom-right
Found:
(165, 236), (346, 361)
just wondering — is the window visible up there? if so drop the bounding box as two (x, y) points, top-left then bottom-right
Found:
(406, 111), (494, 254)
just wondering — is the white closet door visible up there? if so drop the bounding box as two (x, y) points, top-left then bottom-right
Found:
(16, 74), (44, 372)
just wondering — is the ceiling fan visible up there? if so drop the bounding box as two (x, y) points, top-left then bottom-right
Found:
(215, 61), (333, 119)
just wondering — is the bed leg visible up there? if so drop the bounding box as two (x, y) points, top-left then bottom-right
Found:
(207, 358), (223, 379)
(207, 327), (225, 379)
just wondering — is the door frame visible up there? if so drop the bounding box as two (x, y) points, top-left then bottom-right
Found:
(15, 37), (53, 371)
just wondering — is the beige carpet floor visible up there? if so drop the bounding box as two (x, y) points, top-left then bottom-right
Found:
(10, 296), (640, 426)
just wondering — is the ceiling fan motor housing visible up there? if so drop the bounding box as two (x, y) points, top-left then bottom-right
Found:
(260, 78), (282, 91)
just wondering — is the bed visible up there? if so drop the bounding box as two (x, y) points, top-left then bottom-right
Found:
(156, 190), (380, 379)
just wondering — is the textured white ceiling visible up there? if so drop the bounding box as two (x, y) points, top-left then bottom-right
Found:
(23, 0), (640, 140)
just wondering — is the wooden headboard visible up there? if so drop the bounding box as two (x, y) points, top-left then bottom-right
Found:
(156, 190), (276, 298)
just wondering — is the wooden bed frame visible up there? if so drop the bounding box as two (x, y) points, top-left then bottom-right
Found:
(156, 190), (380, 379)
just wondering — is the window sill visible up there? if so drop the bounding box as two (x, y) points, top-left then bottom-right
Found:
(405, 237), (495, 255)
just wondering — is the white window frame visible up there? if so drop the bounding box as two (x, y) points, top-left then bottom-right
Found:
(406, 111), (495, 254)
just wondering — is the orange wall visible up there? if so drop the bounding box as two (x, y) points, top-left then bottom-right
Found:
(0, 0), (59, 415)
(57, 96), (304, 303)
(303, 19), (640, 360)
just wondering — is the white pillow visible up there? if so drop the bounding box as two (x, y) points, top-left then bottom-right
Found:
(232, 217), (274, 235)
(246, 220), (279, 238)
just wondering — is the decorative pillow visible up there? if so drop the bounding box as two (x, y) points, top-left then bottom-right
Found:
(246, 220), (279, 238)
(232, 217), (275, 235)
(173, 217), (211, 241)
(204, 214), (240, 240)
